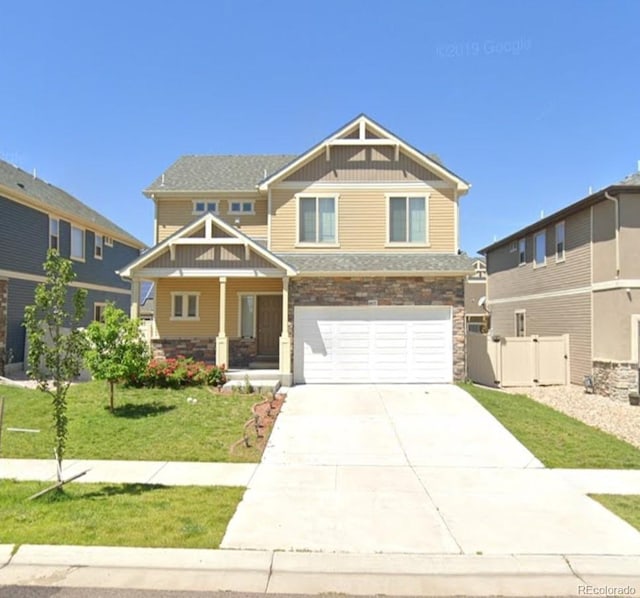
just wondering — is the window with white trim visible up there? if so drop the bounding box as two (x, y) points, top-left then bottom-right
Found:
(388, 196), (427, 244)
(94, 302), (107, 322)
(298, 196), (337, 244)
(171, 293), (199, 320)
(49, 217), (59, 251)
(192, 200), (218, 215)
(229, 200), (255, 215)
(534, 231), (546, 267)
(104, 236), (114, 247)
(240, 295), (255, 337)
(515, 311), (526, 337)
(70, 225), (85, 261)
(94, 233), (103, 259)
(518, 238), (526, 265)
(555, 222), (565, 262)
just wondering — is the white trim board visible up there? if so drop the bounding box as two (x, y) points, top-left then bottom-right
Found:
(0, 268), (132, 296)
(488, 286), (591, 305)
(136, 267), (285, 279)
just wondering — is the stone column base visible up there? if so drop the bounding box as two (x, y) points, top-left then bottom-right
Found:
(592, 360), (639, 402)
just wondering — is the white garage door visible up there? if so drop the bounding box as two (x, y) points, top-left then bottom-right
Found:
(294, 306), (452, 384)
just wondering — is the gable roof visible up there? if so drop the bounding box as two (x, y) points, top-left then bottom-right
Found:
(0, 159), (145, 248)
(144, 155), (296, 194)
(258, 114), (470, 192)
(118, 211), (297, 278)
(479, 172), (640, 254)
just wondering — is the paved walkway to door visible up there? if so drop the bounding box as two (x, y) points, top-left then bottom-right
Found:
(221, 384), (640, 554)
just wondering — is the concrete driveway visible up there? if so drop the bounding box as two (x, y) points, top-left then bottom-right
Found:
(221, 384), (640, 555)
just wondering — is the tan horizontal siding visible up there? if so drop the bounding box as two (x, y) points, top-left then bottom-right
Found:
(618, 192), (640, 280)
(155, 277), (282, 339)
(593, 288), (640, 361)
(592, 201), (616, 283)
(147, 245), (271, 269)
(156, 197), (267, 242)
(283, 147), (441, 182)
(488, 208), (591, 300)
(489, 293), (591, 384)
(270, 187), (455, 253)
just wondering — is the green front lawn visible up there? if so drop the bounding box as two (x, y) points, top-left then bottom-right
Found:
(590, 494), (640, 532)
(0, 382), (263, 462)
(0, 480), (243, 548)
(460, 383), (640, 469)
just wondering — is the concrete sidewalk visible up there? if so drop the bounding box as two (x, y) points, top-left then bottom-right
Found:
(1, 544), (639, 595)
(0, 458), (257, 487)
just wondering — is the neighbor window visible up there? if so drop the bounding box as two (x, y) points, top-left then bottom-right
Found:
(70, 225), (85, 260)
(94, 233), (103, 259)
(534, 231), (546, 267)
(388, 196), (427, 244)
(298, 196), (337, 244)
(555, 222), (565, 261)
(518, 238), (526, 265)
(49, 217), (59, 251)
(240, 295), (255, 337)
(171, 293), (200, 320)
(104, 236), (114, 247)
(515, 311), (526, 337)
(229, 200), (255, 215)
(94, 302), (107, 322)
(192, 201), (218, 215)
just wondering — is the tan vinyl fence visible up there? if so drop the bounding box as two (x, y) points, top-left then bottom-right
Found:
(467, 332), (570, 387)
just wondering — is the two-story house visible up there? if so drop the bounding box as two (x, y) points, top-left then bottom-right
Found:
(480, 172), (640, 400)
(464, 258), (488, 333)
(119, 115), (473, 385)
(0, 159), (145, 374)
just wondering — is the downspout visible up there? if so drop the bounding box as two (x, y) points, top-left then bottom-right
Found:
(604, 191), (620, 278)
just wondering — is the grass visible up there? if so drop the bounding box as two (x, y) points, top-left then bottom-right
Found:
(460, 383), (640, 469)
(0, 480), (244, 548)
(0, 381), (265, 462)
(590, 495), (640, 532)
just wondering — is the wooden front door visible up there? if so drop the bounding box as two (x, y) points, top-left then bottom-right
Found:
(257, 295), (282, 356)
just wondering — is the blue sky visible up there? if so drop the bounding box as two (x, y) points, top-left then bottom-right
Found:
(1, 0), (638, 255)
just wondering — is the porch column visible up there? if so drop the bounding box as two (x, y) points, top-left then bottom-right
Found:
(130, 279), (140, 319)
(279, 276), (292, 384)
(216, 276), (229, 367)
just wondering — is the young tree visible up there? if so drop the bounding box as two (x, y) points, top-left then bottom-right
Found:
(23, 250), (87, 481)
(84, 303), (149, 412)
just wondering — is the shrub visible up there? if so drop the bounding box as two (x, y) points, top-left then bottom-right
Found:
(128, 356), (227, 389)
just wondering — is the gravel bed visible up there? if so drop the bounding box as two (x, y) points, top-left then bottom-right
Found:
(504, 384), (640, 450)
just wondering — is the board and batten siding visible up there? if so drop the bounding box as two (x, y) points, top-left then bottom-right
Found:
(489, 293), (591, 384)
(156, 196), (267, 243)
(269, 186), (456, 253)
(487, 208), (591, 300)
(155, 277), (281, 339)
(283, 147), (442, 183)
(146, 245), (271, 270)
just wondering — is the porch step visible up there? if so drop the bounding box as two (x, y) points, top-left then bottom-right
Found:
(225, 369), (280, 381)
(249, 361), (278, 370)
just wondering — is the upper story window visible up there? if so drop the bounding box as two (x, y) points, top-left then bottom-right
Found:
(298, 196), (337, 245)
(229, 200), (255, 215)
(387, 196), (428, 244)
(94, 302), (107, 322)
(192, 200), (218, 215)
(94, 233), (103, 259)
(518, 238), (526, 265)
(534, 231), (546, 268)
(70, 225), (85, 261)
(104, 236), (114, 247)
(49, 217), (59, 251)
(171, 292), (199, 320)
(555, 222), (565, 262)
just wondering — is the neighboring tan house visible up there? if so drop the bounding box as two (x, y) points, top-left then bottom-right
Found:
(464, 258), (488, 333)
(0, 159), (145, 374)
(480, 171), (640, 400)
(119, 114), (473, 385)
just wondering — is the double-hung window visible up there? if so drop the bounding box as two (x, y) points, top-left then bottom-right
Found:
(388, 196), (427, 244)
(70, 225), (85, 261)
(171, 293), (199, 320)
(94, 233), (103, 259)
(518, 238), (526, 265)
(49, 217), (59, 251)
(192, 200), (218, 215)
(298, 196), (337, 244)
(555, 222), (565, 262)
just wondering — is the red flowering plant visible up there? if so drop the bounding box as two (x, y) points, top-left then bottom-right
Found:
(127, 356), (227, 389)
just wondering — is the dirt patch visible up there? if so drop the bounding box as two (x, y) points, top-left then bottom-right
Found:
(228, 391), (285, 457)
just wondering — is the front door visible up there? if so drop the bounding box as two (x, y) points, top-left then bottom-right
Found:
(257, 295), (282, 356)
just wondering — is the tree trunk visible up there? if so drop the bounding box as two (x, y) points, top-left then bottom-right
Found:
(109, 380), (115, 412)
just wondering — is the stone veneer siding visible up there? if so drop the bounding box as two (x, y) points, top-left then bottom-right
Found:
(288, 276), (466, 381)
(151, 337), (257, 368)
(592, 360), (639, 402)
(0, 278), (7, 376)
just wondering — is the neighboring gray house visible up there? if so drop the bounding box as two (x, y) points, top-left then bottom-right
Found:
(0, 159), (145, 374)
(480, 171), (640, 400)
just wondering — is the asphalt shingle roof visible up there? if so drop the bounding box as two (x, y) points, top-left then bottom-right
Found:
(0, 159), (145, 248)
(145, 155), (297, 192)
(619, 171), (640, 186)
(275, 252), (475, 274)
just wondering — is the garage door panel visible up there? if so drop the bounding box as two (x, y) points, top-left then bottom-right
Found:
(294, 306), (452, 384)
